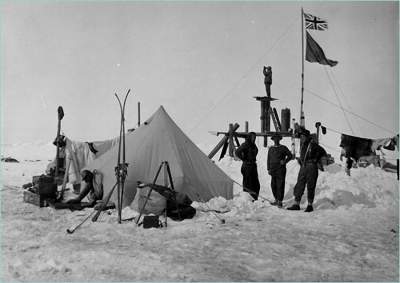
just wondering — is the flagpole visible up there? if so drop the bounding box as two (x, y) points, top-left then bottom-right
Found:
(300, 7), (305, 127)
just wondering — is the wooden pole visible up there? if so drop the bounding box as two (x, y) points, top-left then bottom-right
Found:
(260, 101), (265, 134)
(228, 123), (234, 157)
(245, 121), (249, 133)
(260, 100), (267, 147)
(315, 122), (321, 144)
(291, 118), (296, 158)
(55, 118), (61, 177)
(264, 100), (271, 147)
(58, 157), (71, 200)
(138, 102), (141, 127)
(300, 8), (305, 127)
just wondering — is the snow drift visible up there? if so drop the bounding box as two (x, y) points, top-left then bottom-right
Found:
(1, 142), (398, 281)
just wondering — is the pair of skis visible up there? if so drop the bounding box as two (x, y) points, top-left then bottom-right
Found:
(91, 89), (130, 224)
(66, 90), (131, 233)
(115, 89), (130, 223)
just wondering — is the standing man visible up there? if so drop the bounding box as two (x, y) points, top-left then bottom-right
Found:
(263, 66), (272, 97)
(235, 132), (261, 200)
(287, 129), (327, 212)
(267, 133), (293, 208)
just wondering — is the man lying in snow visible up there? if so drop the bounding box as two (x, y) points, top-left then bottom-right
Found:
(66, 170), (103, 206)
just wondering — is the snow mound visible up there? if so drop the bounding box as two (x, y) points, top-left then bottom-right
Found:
(216, 155), (398, 212)
(313, 166), (398, 210)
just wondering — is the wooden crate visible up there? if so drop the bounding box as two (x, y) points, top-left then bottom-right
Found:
(23, 190), (54, 207)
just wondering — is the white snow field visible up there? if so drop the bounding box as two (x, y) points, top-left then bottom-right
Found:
(1, 142), (398, 281)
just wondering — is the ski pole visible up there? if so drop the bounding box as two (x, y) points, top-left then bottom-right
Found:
(92, 182), (118, 222)
(136, 162), (164, 225)
(66, 210), (96, 234)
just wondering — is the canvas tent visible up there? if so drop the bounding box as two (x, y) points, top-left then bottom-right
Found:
(85, 106), (234, 207)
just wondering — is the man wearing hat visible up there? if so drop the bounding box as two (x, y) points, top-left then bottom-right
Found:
(267, 133), (293, 207)
(287, 129), (327, 212)
(263, 66), (272, 97)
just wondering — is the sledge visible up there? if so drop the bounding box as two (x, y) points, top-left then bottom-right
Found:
(22, 174), (58, 207)
(23, 190), (54, 208)
(51, 201), (116, 211)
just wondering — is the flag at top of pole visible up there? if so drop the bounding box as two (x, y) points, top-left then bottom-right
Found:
(304, 12), (328, 31)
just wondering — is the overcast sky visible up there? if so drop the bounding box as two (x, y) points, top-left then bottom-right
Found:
(1, 1), (398, 156)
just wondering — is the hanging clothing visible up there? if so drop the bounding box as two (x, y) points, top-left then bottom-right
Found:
(65, 137), (119, 184)
(372, 135), (399, 151)
(340, 134), (373, 161)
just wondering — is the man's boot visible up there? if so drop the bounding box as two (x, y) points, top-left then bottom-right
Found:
(287, 203), (300, 210)
(270, 199), (279, 206)
(304, 204), (314, 212)
(73, 183), (81, 195)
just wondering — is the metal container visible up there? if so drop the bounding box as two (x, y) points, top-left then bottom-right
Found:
(281, 108), (291, 132)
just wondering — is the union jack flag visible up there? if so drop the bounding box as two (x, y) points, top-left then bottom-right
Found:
(304, 12), (328, 31)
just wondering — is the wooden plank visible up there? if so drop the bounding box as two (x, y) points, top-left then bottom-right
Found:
(208, 123), (240, 159)
(228, 124), (234, 157)
(273, 108), (282, 130)
(269, 107), (281, 132)
(23, 190), (54, 207)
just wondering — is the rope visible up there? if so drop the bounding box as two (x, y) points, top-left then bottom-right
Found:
(304, 88), (396, 135)
(323, 126), (342, 135)
(188, 18), (297, 134)
(327, 68), (363, 135)
(323, 66), (355, 134)
(318, 141), (342, 154)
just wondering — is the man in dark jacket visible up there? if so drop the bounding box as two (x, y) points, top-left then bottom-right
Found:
(287, 130), (327, 212)
(267, 133), (293, 208)
(263, 66), (272, 97)
(235, 132), (260, 200)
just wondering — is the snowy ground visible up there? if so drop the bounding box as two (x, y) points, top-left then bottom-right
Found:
(1, 142), (399, 281)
